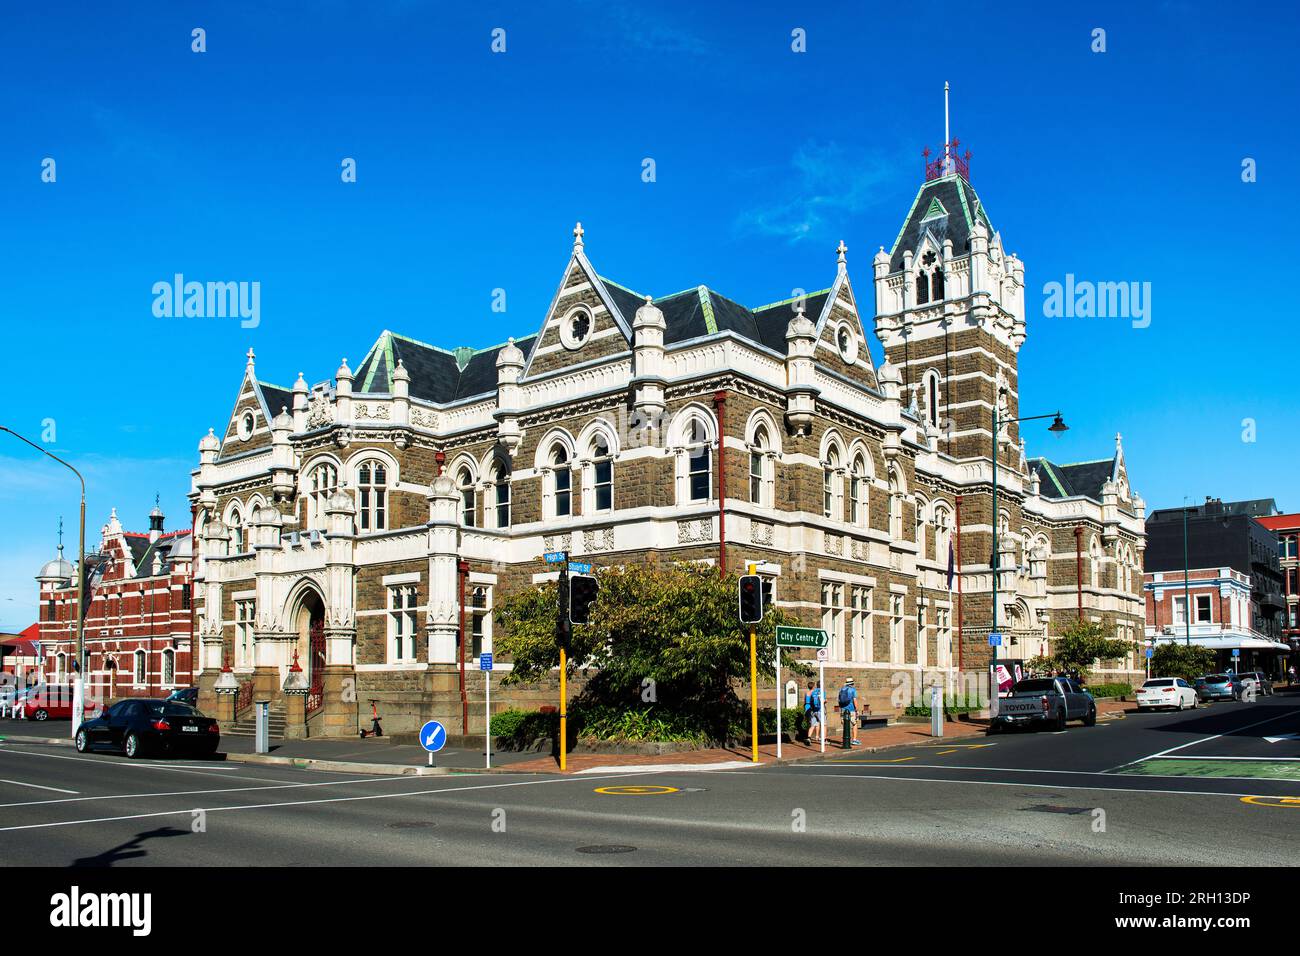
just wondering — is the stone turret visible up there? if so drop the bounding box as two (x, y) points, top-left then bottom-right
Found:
(631, 296), (667, 422)
(494, 338), (525, 458)
(784, 303), (818, 436)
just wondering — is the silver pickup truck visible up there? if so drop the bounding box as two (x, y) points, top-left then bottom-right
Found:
(988, 676), (1097, 733)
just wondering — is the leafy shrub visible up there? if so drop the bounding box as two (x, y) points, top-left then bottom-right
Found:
(490, 708), (555, 745)
(1082, 682), (1131, 699)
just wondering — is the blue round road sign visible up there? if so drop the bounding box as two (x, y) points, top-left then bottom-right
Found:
(419, 720), (448, 753)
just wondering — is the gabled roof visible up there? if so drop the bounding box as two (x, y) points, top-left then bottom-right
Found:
(1029, 456), (1116, 502)
(119, 531), (191, 580)
(888, 174), (995, 273)
(259, 382), (293, 419)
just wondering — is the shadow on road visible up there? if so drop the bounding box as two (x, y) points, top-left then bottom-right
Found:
(1134, 698), (1297, 735)
(73, 826), (191, 867)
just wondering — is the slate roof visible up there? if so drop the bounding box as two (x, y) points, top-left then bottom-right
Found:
(888, 174), (995, 273)
(354, 331), (539, 404)
(259, 382), (293, 419)
(1029, 457), (1115, 502)
(121, 532), (191, 580)
(345, 273), (842, 407)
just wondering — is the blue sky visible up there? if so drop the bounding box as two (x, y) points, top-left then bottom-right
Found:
(2, 1), (1297, 629)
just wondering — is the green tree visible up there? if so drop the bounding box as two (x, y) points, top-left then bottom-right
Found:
(1025, 619), (1135, 680)
(495, 562), (804, 742)
(1150, 642), (1216, 680)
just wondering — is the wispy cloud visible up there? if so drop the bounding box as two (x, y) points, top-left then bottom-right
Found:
(734, 140), (905, 243)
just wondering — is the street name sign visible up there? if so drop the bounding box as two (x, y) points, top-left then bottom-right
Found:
(543, 551), (567, 564)
(419, 719), (448, 753)
(567, 561), (592, 574)
(775, 626), (829, 649)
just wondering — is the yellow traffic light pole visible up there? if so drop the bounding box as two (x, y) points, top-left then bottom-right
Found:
(748, 562), (758, 763)
(559, 646), (567, 772)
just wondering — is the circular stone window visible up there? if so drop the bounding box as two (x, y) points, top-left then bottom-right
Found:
(560, 306), (593, 350)
(837, 324), (859, 364)
(238, 411), (255, 441)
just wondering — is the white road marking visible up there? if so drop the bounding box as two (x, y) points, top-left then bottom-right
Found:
(0, 746), (310, 784)
(0, 774), (411, 809)
(1105, 709), (1300, 772)
(0, 778), (79, 794)
(574, 761), (755, 774)
(717, 768), (1288, 800)
(0, 772), (648, 833)
(788, 762), (1300, 784)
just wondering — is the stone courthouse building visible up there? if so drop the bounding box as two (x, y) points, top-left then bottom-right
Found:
(190, 147), (1146, 735)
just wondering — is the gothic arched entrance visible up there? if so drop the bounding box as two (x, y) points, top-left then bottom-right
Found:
(291, 587), (326, 712)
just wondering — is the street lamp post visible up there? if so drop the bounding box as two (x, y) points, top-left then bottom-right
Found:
(0, 425), (87, 739)
(1182, 497), (1191, 647)
(990, 397), (1068, 697)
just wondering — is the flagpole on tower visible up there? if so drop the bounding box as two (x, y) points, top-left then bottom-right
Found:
(943, 81), (951, 173)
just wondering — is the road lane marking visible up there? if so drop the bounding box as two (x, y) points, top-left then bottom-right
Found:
(594, 785), (680, 795)
(722, 767), (1291, 800)
(787, 762), (1300, 787)
(1240, 796), (1300, 808)
(0, 746), (312, 784)
(1104, 708), (1300, 773)
(0, 778), (78, 794)
(826, 757), (915, 764)
(0, 771), (653, 833)
(0, 774), (412, 809)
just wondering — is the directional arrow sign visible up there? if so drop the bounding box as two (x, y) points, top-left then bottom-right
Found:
(775, 626), (829, 649)
(419, 719), (448, 753)
(1264, 733), (1300, 743)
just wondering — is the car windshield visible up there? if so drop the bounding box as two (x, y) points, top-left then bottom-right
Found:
(144, 702), (199, 717)
(1143, 679), (1174, 688)
(1012, 679), (1058, 693)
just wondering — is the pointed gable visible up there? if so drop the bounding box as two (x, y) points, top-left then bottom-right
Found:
(218, 361), (276, 459)
(523, 246), (634, 378)
(889, 175), (994, 273)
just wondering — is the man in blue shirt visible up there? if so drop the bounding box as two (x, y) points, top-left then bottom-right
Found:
(836, 677), (859, 749)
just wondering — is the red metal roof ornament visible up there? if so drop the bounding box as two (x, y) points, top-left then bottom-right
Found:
(221, 652), (232, 673)
(289, 647), (303, 673)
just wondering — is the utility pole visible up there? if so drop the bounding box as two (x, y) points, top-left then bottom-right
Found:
(1183, 497), (1192, 646)
(556, 558), (570, 772)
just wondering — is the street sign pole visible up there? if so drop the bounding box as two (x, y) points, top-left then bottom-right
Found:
(819, 656), (826, 754)
(485, 666), (491, 770)
(775, 652), (781, 760)
(747, 562), (758, 764)
(771, 627), (829, 762)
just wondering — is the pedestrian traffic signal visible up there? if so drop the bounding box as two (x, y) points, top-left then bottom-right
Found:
(739, 574), (763, 624)
(569, 574), (599, 624)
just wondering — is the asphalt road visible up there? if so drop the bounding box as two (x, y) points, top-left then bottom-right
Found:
(1, 692), (1296, 867)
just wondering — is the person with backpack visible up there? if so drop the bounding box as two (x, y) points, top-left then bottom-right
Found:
(804, 680), (824, 746)
(836, 677), (859, 749)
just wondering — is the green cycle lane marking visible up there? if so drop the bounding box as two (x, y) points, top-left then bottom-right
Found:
(1118, 758), (1300, 781)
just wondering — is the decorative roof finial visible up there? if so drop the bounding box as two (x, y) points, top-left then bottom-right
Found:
(573, 221), (584, 251)
(57, 516), (64, 555)
(836, 240), (848, 272)
(246, 347), (255, 368)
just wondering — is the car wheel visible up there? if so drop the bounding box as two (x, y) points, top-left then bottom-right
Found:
(1056, 710), (1068, 732)
(32, 709), (48, 721)
(1191, 695), (1198, 709)
(1084, 706), (1097, 727)
(1176, 697), (1185, 711)
(124, 732), (143, 759)
(986, 723), (1000, 736)
(75, 729), (89, 753)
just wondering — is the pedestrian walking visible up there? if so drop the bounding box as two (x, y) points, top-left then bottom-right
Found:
(836, 677), (858, 749)
(804, 680), (824, 746)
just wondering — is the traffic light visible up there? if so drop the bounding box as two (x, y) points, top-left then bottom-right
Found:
(739, 574), (764, 624)
(569, 574), (599, 624)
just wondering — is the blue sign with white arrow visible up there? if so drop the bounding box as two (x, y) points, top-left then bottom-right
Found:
(419, 719), (448, 753)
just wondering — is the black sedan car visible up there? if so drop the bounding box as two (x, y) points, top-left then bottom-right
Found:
(75, 699), (220, 759)
(165, 686), (199, 707)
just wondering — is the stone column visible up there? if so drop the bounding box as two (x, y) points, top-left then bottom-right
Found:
(427, 475), (461, 664)
(196, 515), (229, 713)
(322, 488), (358, 736)
(282, 659), (309, 739)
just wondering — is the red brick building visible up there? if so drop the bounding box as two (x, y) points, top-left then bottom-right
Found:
(1256, 513), (1299, 653)
(35, 505), (194, 701)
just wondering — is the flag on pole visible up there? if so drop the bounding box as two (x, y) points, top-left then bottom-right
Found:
(946, 541), (955, 591)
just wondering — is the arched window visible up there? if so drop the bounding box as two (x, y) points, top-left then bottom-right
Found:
(850, 454), (868, 526)
(686, 418), (711, 502)
(162, 648), (175, 685)
(915, 498), (929, 553)
(823, 446), (841, 520)
(227, 507), (244, 555)
(931, 269), (945, 301)
(591, 435), (613, 512)
(1090, 537), (1102, 589)
(457, 466), (476, 527)
(888, 470), (903, 540)
(491, 461), (511, 528)
(915, 271), (929, 305)
(356, 460), (387, 532)
(55, 652), (66, 683)
(549, 444), (572, 518)
(925, 371), (940, 427)
(750, 426), (767, 505)
(934, 507), (953, 563)
(307, 463), (338, 530)
(133, 649), (146, 685)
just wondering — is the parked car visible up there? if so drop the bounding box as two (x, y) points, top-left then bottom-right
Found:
(75, 699), (220, 759)
(1230, 671), (1274, 698)
(1136, 677), (1198, 711)
(12, 684), (106, 721)
(165, 687), (199, 707)
(1193, 674), (1241, 701)
(988, 676), (1096, 733)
